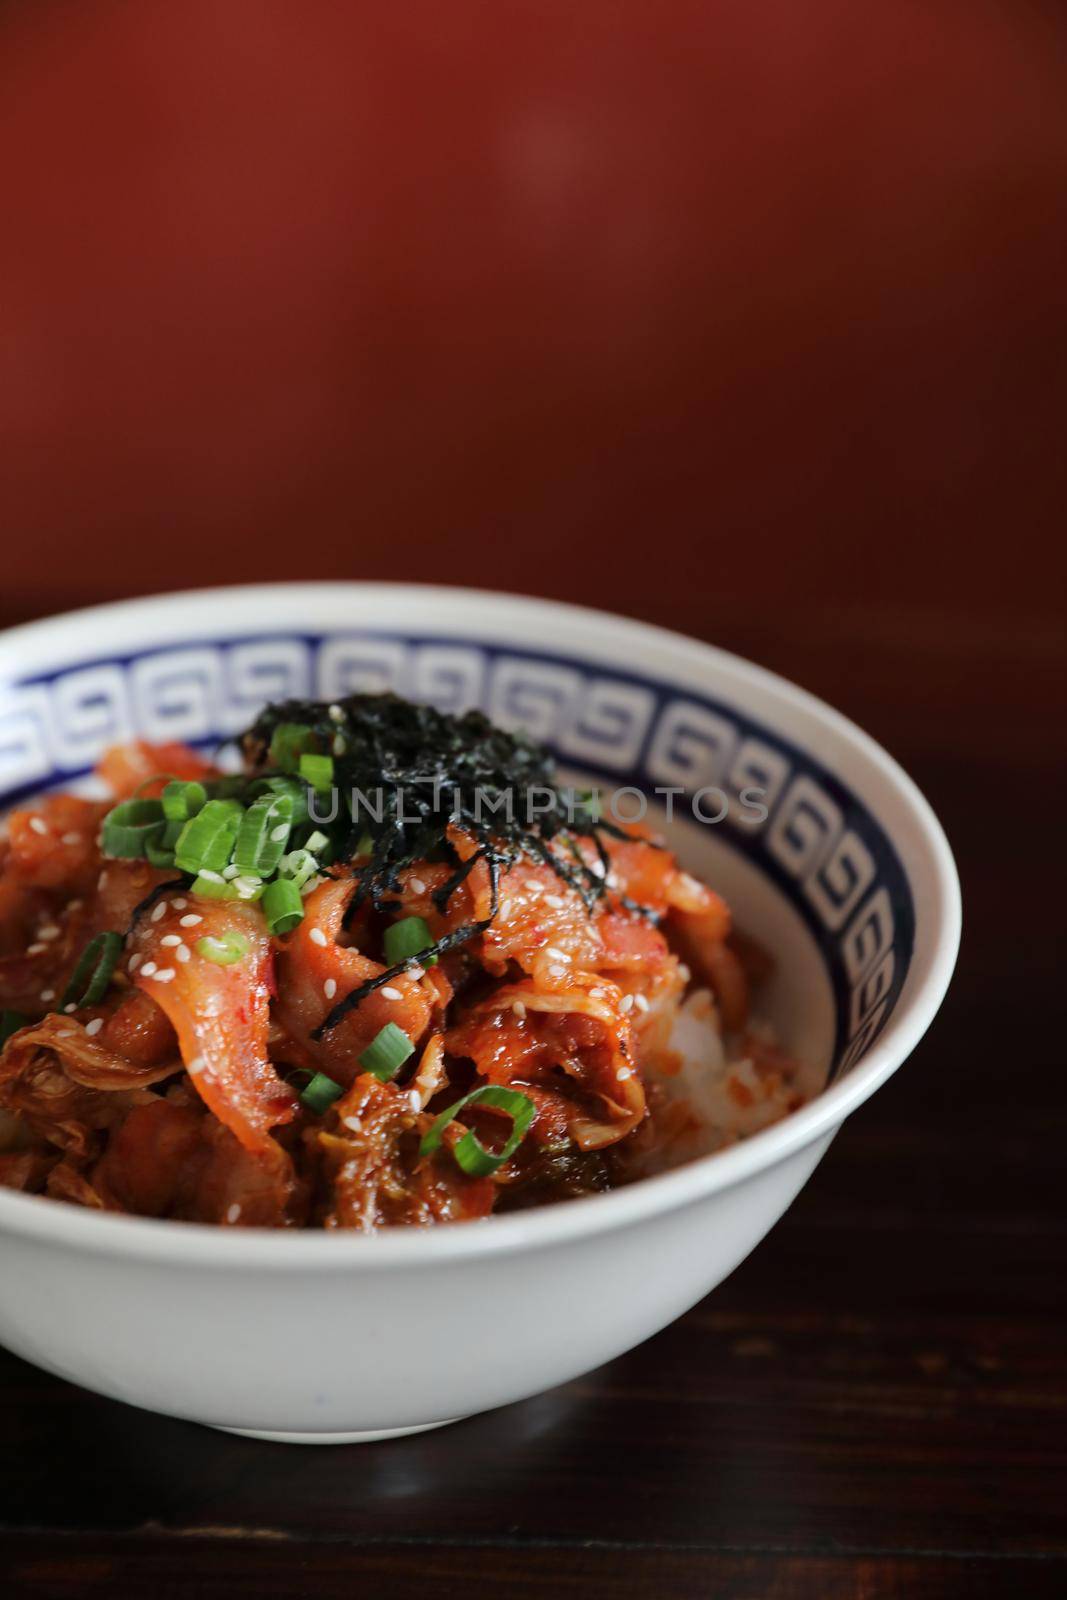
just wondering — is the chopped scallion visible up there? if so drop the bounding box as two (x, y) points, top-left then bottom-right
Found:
(189, 872), (262, 902)
(174, 798), (244, 875)
(358, 1022), (414, 1081)
(299, 752), (334, 790)
(251, 774), (310, 828)
(195, 932), (249, 966)
(419, 1084), (535, 1177)
(101, 798), (166, 859)
(161, 779), (208, 823)
(262, 877), (304, 935)
(144, 828), (177, 869)
(270, 723), (316, 774)
(383, 916), (436, 968)
(60, 931), (124, 1011)
(277, 848), (320, 889)
(300, 1071), (344, 1114)
(233, 792), (293, 878)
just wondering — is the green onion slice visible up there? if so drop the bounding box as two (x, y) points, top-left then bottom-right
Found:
(251, 774), (310, 828)
(358, 1022), (414, 1082)
(161, 779), (208, 823)
(383, 916), (437, 968)
(270, 723), (317, 774)
(419, 1085), (535, 1176)
(174, 798), (244, 875)
(277, 848), (320, 890)
(300, 1071), (344, 1114)
(298, 752), (334, 790)
(234, 792), (293, 878)
(0, 1010), (28, 1048)
(189, 872), (263, 902)
(144, 823), (177, 869)
(101, 798), (166, 859)
(195, 931), (249, 966)
(61, 931), (124, 1011)
(262, 877), (305, 936)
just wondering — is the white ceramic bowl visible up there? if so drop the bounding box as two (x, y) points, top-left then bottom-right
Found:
(0, 585), (960, 1442)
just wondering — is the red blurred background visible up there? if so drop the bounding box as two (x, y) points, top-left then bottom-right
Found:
(1, 0), (1064, 742)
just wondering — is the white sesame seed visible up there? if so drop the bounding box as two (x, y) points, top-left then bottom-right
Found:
(61, 831), (81, 845)
(55, 1029), (74, 1038)
(150, 901), (168, 922)
(226, 1203), (242, 1223)
(179, 913), (202, 927)
(27, 943), (47, 956)
(68, 899), (83, 912)
(677, 964), (691, 984)
(309, 927), (328, 947)
(323, 978), (337, 1000)
(153, 968), (176, 983)
(140, 961), (157, 977)
(524, 879), (543, 895)
(619, 994), (635, 1014)
(198, 869), (224, 884)
(381, 986), (402, 1001)
(634, 993), (650, 1013)
(187, 1054), (206, 1075)
(173, 898), (187, 910)
(37, 924), (60, 940)
(407, 963), (424, 981)
(408, 877), (426, 895)
(29, 817), (48, 836)
(342, 1115), (362, 1133)
(97, 871), (108, 890)
(588, 987), (606, 1000)
(160, 934), (181, 947)
(85, 1017), (104, 1037)
(222, 864), (240, 880)
(328, 704), (344, 722)
(543, 893), (565, 909)
(176, 943), (191, 963)
(512, 1000), (527, 1019)
(544, 946), (570, 962)
(548, 966), (566, 979)
(63, 1003), (77, 1014)
(332, 734), (347, 757)
(40, 988), (55, 1002)
(270, 824), (289, 843)
(616, 1066), (633, 1080)
(128, 953), (142, 972)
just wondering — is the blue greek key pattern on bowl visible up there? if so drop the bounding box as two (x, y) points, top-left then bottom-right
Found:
(0, 632), (915, 1078)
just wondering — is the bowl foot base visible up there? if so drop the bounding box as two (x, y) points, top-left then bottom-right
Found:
(210, 1417), (462, 1445)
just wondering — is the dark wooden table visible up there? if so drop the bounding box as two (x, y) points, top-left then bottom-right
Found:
(1, 605), (1063, 1600)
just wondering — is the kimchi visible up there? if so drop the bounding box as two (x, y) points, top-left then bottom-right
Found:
(0, 694), (811, 1229)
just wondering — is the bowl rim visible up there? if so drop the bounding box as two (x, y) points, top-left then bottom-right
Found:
(0, 582), (961, 1268)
